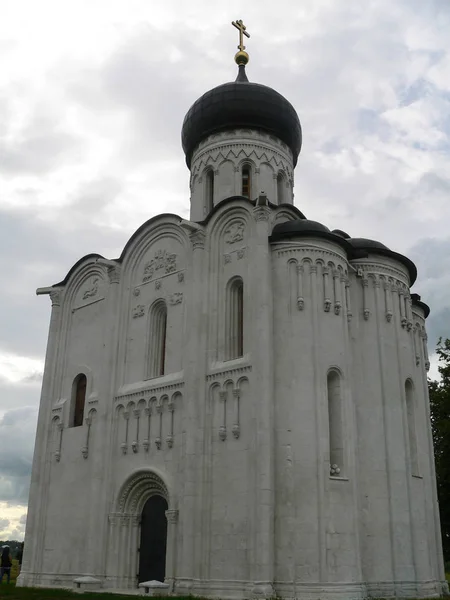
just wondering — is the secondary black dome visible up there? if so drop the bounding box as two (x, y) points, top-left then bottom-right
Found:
(181, 65), (302, 169)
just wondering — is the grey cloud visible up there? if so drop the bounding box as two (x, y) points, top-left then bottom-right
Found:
(0, 407), (38, 505)
(0, 105), (83, 175)
(20, 372), (43, 384)
(0, 518), (10, 530)
(410, 236), (450, 347)
(19, 514), (27, 525)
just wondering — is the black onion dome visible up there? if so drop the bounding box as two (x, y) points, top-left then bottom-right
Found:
(348, 238), (389, 251)
(272, 219), (329, 236)
(181, 65), (302, 168)
(348, 238), (417, 285)
(270, 219), (352, 252)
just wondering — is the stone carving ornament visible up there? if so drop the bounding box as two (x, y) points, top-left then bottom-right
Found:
(132, 305), (145, 318)
(225, 222), (245, 244)
(82, 278), (99, 300)
(143, 250), (177, 283)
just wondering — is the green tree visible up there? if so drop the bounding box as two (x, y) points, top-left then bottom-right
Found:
(429, 337), (450, 564)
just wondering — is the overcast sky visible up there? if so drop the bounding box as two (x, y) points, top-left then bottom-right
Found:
(1, 0), (449, 540)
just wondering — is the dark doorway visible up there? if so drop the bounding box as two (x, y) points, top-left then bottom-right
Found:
(138, 495), (168, 583)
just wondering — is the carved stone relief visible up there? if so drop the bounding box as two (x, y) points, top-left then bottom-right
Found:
(143, 250), (177, 283)
(132, 305), (145, 319)
(82, 278), (99, 300)
(225, 222), (245, 244)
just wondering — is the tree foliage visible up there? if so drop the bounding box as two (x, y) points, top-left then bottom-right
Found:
(429, 337), (450, 563)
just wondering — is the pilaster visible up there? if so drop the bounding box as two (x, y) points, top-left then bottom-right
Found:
(250, 197), (275, 598)
(19, 288), (64, 584)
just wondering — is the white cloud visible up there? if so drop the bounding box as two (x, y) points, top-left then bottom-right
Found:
(0, 351), (44, 385)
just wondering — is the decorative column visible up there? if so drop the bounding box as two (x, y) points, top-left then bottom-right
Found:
(333, 269), (341, 315)
(143, 406), (151, 452)
(251, 196), (275, 598)
(155, 401), (162, 450)
(55, 422), (64, 462)
(219, 390), (227, 441)
(121, 411), (130, 454)
(166, 399), (175, 448)
(132, 409), (140, 454)
(130, 516), (140, 587)
(323, 267), (331, 312)
(296, 264), (305, 310)
(345, 277), (352, 323)
(421, 329), (430, 372)
(361, 276), (370, 320)
(384, 280), (393, 323)
(232, 388), (241, 439)
(165, 509), (179, 591)
(405, 294), (413, 331)
(81, 415), (92, 459)
(398, 286), (407, 328)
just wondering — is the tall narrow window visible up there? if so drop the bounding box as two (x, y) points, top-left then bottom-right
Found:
(405, 379), (419, 476)
(277, 172), (285, 204)
(226, 278), (244, 360)
(327, 370), (344, 477)
(73, 374), (87, 428)
(242, 166), (251, 198)
(206, 170), (214, 213)
(149, 301), (168, 378)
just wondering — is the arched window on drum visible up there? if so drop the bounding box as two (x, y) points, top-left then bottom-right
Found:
(148, 300), (168, 378)
(327, 369), (344, 477)
(241, 165), (252, 199)
(225, 277), (244, 360)
(72, 374), (87, 428)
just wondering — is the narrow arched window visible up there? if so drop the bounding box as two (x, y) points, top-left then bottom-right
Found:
(405, 379), (419, 476)
(327, 370), (344, 477)
(277, 172), (285, 204)
(148, 301), (168, 378)
(242, 166), (251, 198)
(226, 278), (244, 360)
(73, 374), (87, 428)
(206, 170), (214, 213)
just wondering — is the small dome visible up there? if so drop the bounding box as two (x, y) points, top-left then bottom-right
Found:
(181, 65), (302, 168)
(348, 238), (389, 251)
(272, 219), (330, 236)
(332, 229), (350, 239)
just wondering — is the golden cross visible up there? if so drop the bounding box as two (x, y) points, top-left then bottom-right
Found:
(232, 19), (250, 52)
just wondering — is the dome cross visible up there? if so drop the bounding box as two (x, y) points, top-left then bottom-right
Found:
(232, 19), (250, 52)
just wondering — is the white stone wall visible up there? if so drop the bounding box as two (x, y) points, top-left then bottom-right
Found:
(19, 198), (446, 599)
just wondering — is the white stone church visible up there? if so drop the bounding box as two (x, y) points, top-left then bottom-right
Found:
(18, 22), (447, 600)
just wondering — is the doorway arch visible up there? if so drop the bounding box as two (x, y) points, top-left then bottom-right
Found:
(139, 495), (168, 583)
(108, 470), (177, 590)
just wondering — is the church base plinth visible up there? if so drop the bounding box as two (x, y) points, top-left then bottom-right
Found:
(251, 582), (276, 599)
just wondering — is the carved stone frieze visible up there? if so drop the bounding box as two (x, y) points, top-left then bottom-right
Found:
(143, 250), (177, 283)
(237, 248), (246, 260)
(224, 253), (232, 264)
(133, 287), (140, 296)
(155, 280), (162, 290)
(178, 272), (185, 283)
(206, 365), (252, 382)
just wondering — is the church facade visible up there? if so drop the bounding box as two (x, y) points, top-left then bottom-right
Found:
(18, 24), (447, 600)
